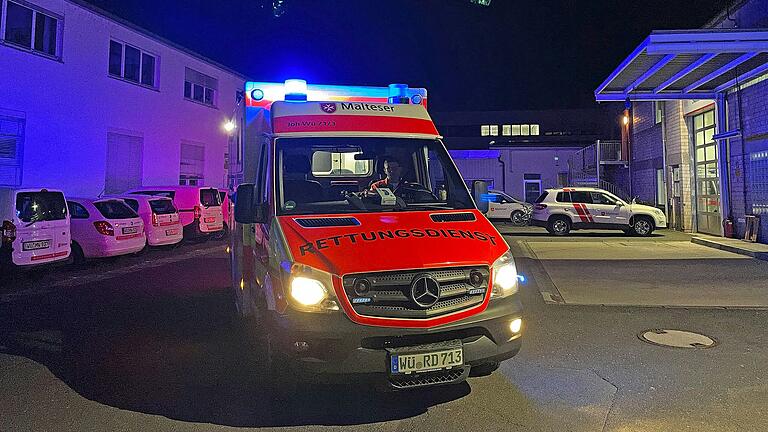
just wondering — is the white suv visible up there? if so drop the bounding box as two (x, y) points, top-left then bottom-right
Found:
(530, 187), (667, 236)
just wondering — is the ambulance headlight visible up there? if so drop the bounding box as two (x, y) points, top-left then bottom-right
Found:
(288, 265), (339, 312)
(491, 251), (519, 298)
(290, 277), (326, 306)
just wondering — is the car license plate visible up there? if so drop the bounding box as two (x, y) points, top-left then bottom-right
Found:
(390, 347), (464, 374)
(204, 217), (216, 223)
(165, 228), (179, 236)
(22, 240), (51, 251)
(122, 227), (138, 235)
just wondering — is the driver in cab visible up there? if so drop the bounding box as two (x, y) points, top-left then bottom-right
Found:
(369, 156), (407, 194)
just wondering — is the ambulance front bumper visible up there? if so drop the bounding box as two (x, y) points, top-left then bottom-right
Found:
(270, 295), (523, 387)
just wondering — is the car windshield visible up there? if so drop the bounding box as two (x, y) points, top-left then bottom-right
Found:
(15, 192), (68, 223)
(276, 137), (474, 216)
(94, 200), (138, 219)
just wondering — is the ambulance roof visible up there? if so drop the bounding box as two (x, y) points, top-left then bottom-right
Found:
(270, 101), (441, 139)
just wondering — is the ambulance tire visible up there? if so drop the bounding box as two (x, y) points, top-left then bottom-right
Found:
(547, 216), (571, 236)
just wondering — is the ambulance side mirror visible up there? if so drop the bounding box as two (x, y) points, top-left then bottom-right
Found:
(234, 183), (263, 224)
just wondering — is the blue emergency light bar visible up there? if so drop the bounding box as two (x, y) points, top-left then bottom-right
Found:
(245, 80), (428, 107)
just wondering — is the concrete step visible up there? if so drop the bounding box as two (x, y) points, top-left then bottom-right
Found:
(691, 236), (768, 261)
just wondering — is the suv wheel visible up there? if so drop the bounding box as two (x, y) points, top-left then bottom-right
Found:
(632, 216), (654, 237)
(547, 216), (571, 236)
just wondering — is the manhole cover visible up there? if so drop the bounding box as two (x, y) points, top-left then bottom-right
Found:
(638, 329), (717, 349)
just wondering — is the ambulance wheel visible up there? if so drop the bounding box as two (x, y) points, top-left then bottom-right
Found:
(511, 210), (526, 226)
(547, 216), (571, 236)
(631, 216), (654, 237)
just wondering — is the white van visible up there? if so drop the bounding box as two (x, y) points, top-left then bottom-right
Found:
(127, 186), (223, 239)
(0, 187), (71, 268)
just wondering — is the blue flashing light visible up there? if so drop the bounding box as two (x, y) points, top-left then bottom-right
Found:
(251, 89), (265, 101)
(285, 79), (308, 101)
(388, 83), (410, 104)
(411, 94), (423, 105)
(480, 193), (497, 202)
(517, 274), (526, 284)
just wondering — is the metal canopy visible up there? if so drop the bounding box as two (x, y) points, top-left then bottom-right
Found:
(595, 29), (768, 102)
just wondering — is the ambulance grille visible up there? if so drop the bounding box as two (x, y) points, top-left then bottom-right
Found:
(430, 212), (476, 223)
(342, 266), (490, 319)
(294, 217), (360, 228)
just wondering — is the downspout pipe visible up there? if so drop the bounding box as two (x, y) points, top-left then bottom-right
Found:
(716, 93), (732, 229)
(497, 153), (506, 193)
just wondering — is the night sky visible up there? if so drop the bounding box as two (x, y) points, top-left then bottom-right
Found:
(84, 0), (727, 112)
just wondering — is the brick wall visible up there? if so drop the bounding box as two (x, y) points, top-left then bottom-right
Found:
(726, 77), (768, 243)
(630, 102), (664, 205)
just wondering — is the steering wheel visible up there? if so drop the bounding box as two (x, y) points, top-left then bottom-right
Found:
(398, 183), (439, 202)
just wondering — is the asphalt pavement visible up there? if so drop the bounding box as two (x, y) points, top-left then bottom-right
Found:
(1, 229), (767, 431)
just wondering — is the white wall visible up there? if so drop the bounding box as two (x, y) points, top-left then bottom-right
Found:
(0, 0), (245, 196)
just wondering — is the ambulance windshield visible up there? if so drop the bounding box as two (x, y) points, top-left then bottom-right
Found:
(276, 137), (474, 216)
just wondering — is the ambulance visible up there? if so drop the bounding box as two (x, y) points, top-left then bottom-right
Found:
(228, 80), (523, 390)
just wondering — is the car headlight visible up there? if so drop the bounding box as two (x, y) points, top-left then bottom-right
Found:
(288, 265), (340, 312)
(491, 250), (519, 298)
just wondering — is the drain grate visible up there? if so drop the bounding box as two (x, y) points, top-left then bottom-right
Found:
(638, 329), (717, 349)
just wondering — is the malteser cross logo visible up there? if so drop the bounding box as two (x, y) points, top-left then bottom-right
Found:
(320, 103), (337, 113)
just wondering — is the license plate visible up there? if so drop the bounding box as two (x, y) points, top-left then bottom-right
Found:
(165, 229), (179, 236)
(390, 347), (463, 374)
(122, 227), (138, 235)
(22, 240), (51, 251)
(204, 217), (216, 223)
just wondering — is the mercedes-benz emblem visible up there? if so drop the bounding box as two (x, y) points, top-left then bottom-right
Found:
(410, 274), (441, 309)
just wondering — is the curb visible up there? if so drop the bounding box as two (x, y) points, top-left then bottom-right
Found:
(691, 237), (768, 261)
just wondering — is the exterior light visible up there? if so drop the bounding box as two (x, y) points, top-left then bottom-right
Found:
(510, 318), (522, 334)
(623, 115), (630, 125)
(224, 120), (236, 133)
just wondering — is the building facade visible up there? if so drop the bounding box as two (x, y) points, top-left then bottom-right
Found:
(434, 109), (620, 202)
(0, 0), (246, 197)
(597, 0), (768, 243)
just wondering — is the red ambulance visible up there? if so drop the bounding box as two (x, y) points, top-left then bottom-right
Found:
(229, 80), (523, 390)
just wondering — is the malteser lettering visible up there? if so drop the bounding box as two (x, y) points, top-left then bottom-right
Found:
(340, 102), (395, 112)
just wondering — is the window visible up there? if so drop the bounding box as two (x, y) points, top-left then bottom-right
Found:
(521, 124), (530, 136)
(149, 199), (177, 215)
(489, 125), (499, 136)
(67, 201), (90, 219)
(184, 68), (218, 107)
(570, 191), (592, 204)
(655, 101), (664, 124)
(0, 115), (24, 186)
(480, 125), (490, 136)
(200, 188), (221, 207)
(122, 198), (140, 213)
(180, 141), (205, 186)
(94, 200), (138, 219)
(3, 1), (60, 58)
(15, 192), (67, 223)
(311, 150), (371, 177)
(108, 40), (157, 87)
(502, 125), (511, 136)
(555, 191), (571, 202)
(511, 125), (521, 136)
(530, 124), (540, 135)
(106, 132), (143, 194)
(591, 192), (619, 206)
